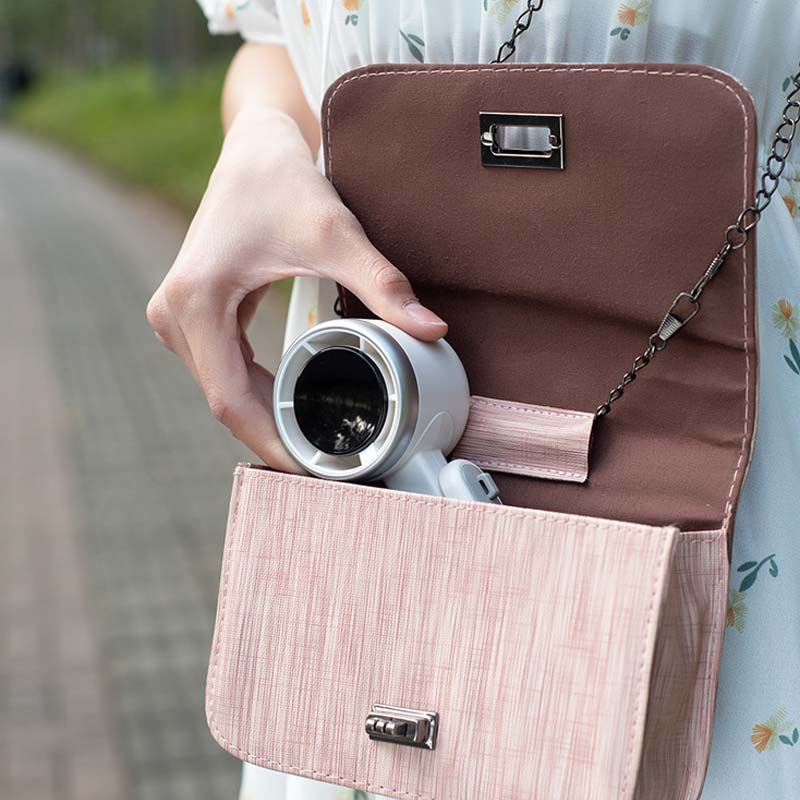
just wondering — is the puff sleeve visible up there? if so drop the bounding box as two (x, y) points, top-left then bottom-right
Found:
(195, 0), (284, 45)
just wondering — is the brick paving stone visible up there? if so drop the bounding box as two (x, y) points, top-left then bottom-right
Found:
(1, 129), (288, 800)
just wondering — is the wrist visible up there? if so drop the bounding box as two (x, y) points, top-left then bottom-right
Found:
(225, 104), (313, 162)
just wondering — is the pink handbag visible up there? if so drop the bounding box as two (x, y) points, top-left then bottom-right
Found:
(204, 13), (800, 796)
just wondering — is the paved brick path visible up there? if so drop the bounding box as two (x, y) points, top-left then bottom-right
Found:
(0, 129), (288, 800)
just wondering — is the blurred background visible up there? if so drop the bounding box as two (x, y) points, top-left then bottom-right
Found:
(1, 3), (290, 798)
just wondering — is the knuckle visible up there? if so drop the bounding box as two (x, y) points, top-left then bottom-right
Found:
(207, 392), (238, 429)
(145, 294), (169, 333)
(206, 387), (255, 432)
(369, 259), (409, 294)
(311, 203), (360, 245)
(162, 273), (195, 312)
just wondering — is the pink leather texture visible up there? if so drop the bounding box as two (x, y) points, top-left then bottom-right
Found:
(454, 396), (594, 483)
(636, 530), (728, 799)
(206, 467), (726, 799)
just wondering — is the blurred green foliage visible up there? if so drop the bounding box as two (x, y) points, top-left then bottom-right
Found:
(0, 1), (235, 71)
(11, 63), (228, 212)
(0, 1), (240, 211)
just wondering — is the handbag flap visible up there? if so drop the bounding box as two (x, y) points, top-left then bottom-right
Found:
(207, 467), (679, 799)
(322, 63), (758, 534)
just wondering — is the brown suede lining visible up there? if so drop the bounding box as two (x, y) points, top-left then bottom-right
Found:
(322, 63), (757, 535)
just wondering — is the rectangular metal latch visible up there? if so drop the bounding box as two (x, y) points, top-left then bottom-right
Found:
(365, 704), (438, 750)
(480, 112), (565, 169)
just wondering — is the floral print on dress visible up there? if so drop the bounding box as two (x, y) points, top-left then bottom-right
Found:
(485, 0), (522, 24)
(300, 0), (311, 27)
(751, 710), (799, 753)
(772, 298), (800, 375)
(225, 0), (251, 18)
(736, 554), (779, 591)
(783, 182), (800, 219)
(343, 0), (360, 26)
(725, 555), (779, 633)
(610, 1), (650, 40)
(399, 30), (425, 62)
(726, 589), (747, 633)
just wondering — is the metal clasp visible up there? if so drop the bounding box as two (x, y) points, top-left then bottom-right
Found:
(365, 704), (438, 750)
(480, 112), (565, 169)
(654, 292), (700, 344)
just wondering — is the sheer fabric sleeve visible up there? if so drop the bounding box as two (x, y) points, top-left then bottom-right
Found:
(196, 0), (284, 45)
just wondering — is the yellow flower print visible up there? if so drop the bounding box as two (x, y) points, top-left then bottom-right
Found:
(487, 0), (522, 25)
(752, 723), (776, 753)
(772, 299), (800, 374)
(751, 710), (794, 753)
(772, 298), (799, 339)
(343, 0), (361, 26)
(616, 1), (650, 27)
(301, 0), (311, 27)
(225, 0), (250, 19)
(725, 589), (747, 633)
(611, 1), (649, 40)
(782, 183), (800, 218)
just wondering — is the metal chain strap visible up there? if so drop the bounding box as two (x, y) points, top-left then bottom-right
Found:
(595, 63), (800, 417)
(492, 6), (800, 419)
(492, 0), (544, 64)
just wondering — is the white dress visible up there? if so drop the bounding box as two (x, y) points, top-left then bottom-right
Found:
(197, 2), (800, 798)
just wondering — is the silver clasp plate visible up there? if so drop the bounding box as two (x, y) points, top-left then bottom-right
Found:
(365, 704), (438, 750)
(480, 112), (565, 169)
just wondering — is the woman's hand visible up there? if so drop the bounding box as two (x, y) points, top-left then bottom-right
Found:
(146, 105), (447, 472)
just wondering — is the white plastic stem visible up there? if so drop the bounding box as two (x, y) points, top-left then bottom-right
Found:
(384, 450), (448, 496)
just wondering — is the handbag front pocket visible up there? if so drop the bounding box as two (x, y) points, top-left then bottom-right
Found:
(204, 466), (726, 800)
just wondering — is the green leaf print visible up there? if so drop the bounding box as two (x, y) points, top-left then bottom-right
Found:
(739, 570), (759, 592)
(400, 30), (425, 62)
(771, 299), (800, 374)
(790, 338), (800, 372)
(728, 555), (780, 632)
(737, 554), (779, 593)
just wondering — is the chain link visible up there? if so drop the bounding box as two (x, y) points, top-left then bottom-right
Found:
(492, 0), (544, 64)
(491, 7), (799, 419)
(596, 63), (800, 417)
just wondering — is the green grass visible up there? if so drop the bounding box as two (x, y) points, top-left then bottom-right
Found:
(11, 63), (227, 213)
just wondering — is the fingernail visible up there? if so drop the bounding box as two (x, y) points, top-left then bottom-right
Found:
(403, 300), (447, 327)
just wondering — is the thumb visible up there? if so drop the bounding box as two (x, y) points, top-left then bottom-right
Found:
(330, 235), (448, 342)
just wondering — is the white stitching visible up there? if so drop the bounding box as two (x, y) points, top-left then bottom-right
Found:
(619, 523), (674, 798)
(206, 468), (244, 766)
(470, 395), (593, 421)
(469, 457), (583, 479)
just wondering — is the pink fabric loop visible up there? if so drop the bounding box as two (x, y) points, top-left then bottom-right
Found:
(453, 396), (595, 483)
